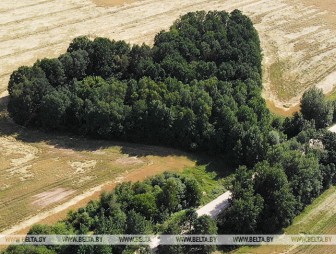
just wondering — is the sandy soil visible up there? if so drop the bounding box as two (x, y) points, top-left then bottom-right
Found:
(0, 0), (335, 115)
(303, 0), (336, 13)
(328, 124), (336, 133)
(69, 160), (97, 174)
(32, 188), (76, 208)
(0, 136), (39, 184)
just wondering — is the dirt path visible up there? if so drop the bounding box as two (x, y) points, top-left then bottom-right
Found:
(328, 124), (336, 133)
(0, 0), (336, 115)
(149, 190), (232, 249)
(197, 191), (231, 218)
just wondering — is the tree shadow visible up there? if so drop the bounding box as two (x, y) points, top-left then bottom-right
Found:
(0, 95), (8, 112)
(0, 99), (234, 176)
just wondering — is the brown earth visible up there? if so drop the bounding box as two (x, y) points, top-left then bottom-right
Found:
(32, 188), (76, 208)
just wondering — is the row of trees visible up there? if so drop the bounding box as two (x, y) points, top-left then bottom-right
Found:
(7, 10), (270, 167)
(5, 173), (215, 254)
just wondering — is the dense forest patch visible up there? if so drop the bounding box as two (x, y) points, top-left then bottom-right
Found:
(8, 10), (269, 167)
(4, 9), (336, 254)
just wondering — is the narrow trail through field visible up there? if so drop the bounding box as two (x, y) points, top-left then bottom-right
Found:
(0, 0), (335, 114)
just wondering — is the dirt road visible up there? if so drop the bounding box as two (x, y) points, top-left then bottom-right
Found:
(0, 0), (336, 114)
(197, 191), (231, 218)
(329, 124), (336, 133)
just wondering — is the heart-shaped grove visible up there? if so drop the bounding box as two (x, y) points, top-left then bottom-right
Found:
(8, 10), (266, 167)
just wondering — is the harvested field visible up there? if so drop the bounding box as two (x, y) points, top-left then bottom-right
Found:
(0, 0), (336, 240)
(115, 156), (143, 165)
(0, 109), (196, 233)
(0, 0), (335, 114)
(93, 0), (137, 7)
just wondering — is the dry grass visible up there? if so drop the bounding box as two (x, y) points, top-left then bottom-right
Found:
(0, 107), (196, 233)
(269, 60), (300, 102)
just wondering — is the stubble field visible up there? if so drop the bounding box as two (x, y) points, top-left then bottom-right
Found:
(0, 0), (336, 113)
(0, 0), (336, 241)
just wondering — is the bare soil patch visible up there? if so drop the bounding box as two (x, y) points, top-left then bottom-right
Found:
(0, 151), (194, 236)
(0, 136), (38, 183)
(32, 188), (75, 208)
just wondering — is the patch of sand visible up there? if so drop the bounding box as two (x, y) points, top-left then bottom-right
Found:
(257, 0), (336, 113)
(316, 70), (336, 93)
(301, 0), (336, 13)
(75, 176), (96, 186)
(0, 91), (8, 99)
(32, 188), (75, 208)
(115, 156), (143, 165)
(7, 165), (34, 182)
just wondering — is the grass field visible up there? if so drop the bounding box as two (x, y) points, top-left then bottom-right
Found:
(181, 165), (231, 205)
(327, 88), (336, 101)
(231, 186), (336, 254)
